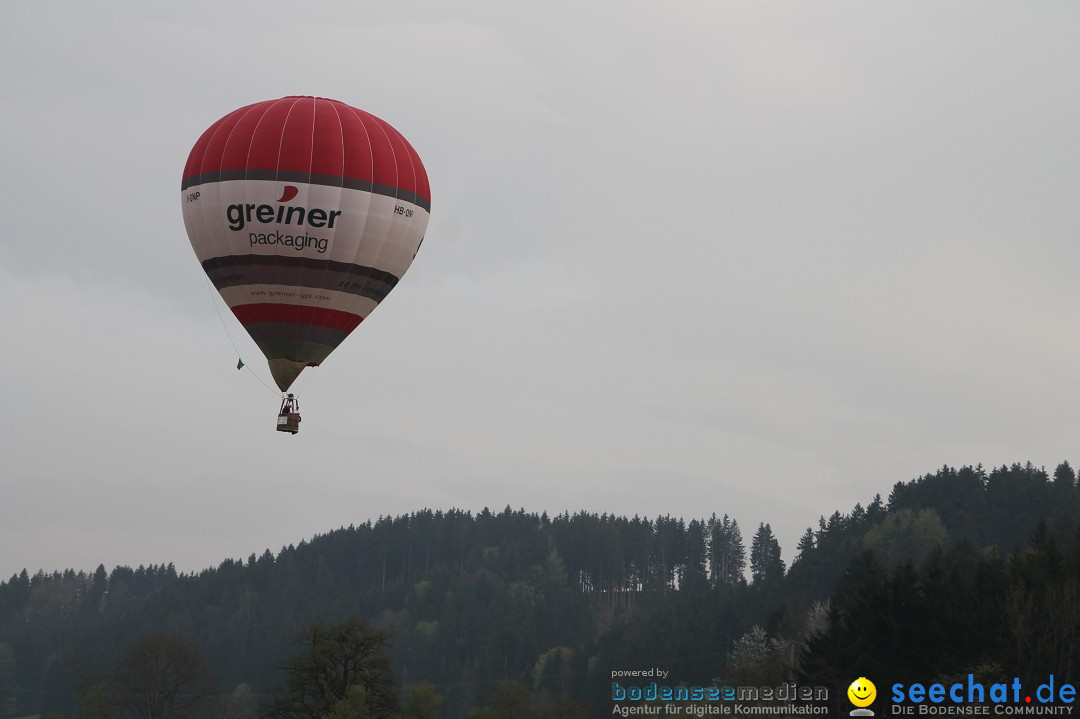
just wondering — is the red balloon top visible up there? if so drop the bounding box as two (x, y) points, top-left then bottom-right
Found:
(181, 96), (430, 211)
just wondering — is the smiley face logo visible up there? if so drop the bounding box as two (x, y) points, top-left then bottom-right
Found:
(848, 677), (876, 708)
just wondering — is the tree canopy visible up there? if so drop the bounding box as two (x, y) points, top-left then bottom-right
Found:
(0, 460), (1077, 717)
(262, 618), (398, 719)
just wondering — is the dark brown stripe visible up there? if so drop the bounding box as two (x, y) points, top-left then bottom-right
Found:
(243, 322), (352, 349)
(181, 170), (431, 212)
(204, 256), (399, 303)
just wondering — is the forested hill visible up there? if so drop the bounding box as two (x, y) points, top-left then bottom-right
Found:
(1, 461), (1078, 718)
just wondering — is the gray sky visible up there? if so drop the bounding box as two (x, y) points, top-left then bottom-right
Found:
(2, 1), (1078, 580)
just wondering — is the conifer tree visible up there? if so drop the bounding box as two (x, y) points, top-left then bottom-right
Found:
(750, 523), (784, 585)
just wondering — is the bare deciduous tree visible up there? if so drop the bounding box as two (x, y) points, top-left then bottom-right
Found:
(113, 635), (215, 719)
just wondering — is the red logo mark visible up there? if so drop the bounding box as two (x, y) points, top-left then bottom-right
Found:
(277, 186), (299, 203)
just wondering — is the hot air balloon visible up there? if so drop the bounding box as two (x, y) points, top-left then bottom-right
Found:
(181, 96), (430, 433)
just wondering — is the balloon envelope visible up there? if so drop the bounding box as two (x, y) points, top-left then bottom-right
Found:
(181, 96), (430, 391)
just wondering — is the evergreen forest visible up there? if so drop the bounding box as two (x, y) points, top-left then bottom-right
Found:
(1, 460), (1079, 718)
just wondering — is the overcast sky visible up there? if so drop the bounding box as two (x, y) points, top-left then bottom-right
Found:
(1, 1), (1078, 580)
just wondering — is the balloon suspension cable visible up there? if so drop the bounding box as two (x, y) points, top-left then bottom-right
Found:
(204, 278), (280, 397)
(288, 364), (319, 400)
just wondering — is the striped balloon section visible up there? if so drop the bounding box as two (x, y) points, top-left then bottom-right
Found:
(181, 96), (430, 391)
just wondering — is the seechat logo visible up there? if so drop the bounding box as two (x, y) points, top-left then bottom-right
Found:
(849, 677), (877, 717)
